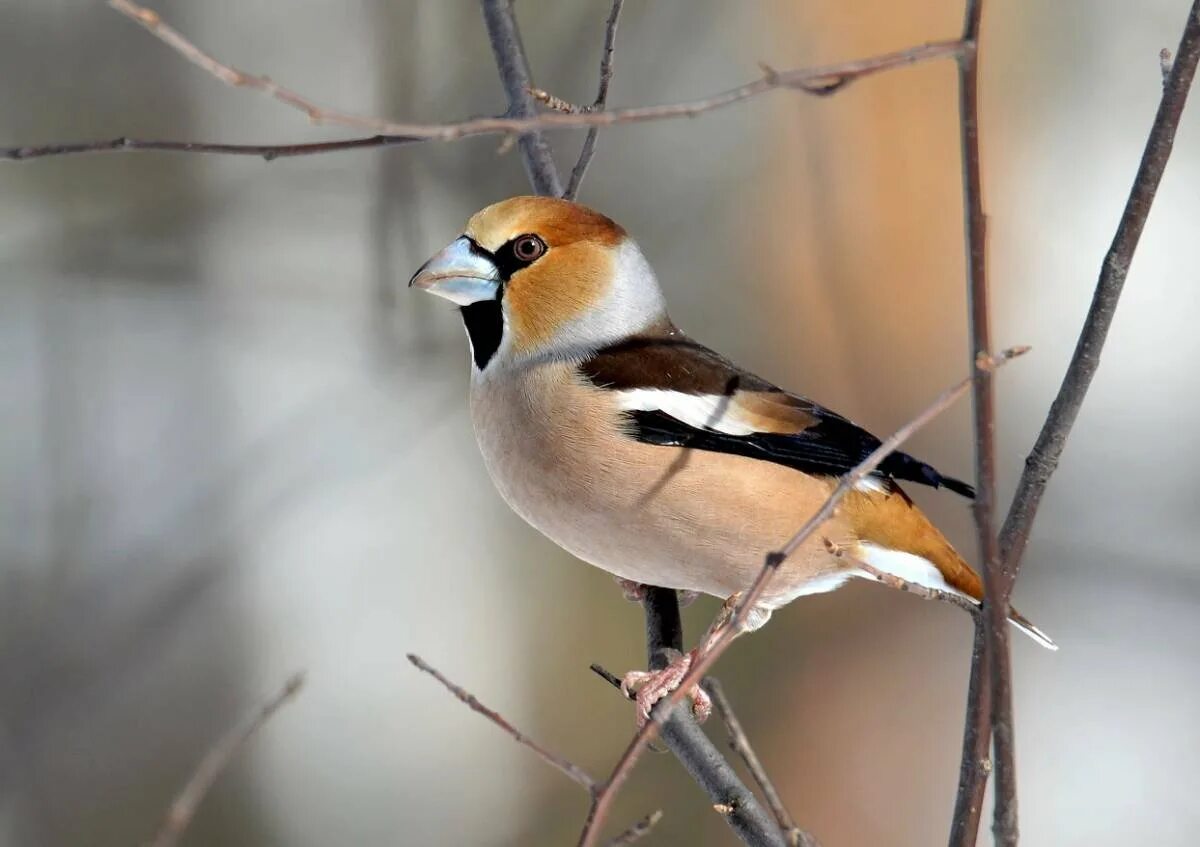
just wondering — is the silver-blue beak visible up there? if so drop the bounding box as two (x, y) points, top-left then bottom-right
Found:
(409, 237), (500, 306)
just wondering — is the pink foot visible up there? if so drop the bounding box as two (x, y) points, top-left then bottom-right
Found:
(613, 578), (700, 608)
(620, 649), (712, 726)
(615, 577), (646, 602)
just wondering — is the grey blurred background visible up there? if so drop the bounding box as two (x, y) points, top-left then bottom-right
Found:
(2, 1), (1198, 845)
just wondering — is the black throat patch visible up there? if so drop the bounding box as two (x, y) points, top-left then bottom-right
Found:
(460, 299), (503, 370)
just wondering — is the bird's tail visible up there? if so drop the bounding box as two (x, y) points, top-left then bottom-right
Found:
(941, 550), (1058, 651)
(845, 489), (1057, 650)
(1006, 607), (1058, 651)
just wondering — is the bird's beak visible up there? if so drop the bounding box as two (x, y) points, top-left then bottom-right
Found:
(408, 237), (500, 305)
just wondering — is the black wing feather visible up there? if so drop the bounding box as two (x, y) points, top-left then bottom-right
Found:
(627, 408), (975, 499)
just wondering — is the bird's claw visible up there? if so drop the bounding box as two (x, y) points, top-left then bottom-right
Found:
(620, 649), (711, 726)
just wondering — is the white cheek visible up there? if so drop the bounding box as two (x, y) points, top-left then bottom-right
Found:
(540, 239), (668, 354)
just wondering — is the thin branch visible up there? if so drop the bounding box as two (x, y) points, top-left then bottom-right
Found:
(998, 0), (1200, 576)
(2, 135), (420, 162)
(705, 679), (819, 847)
(577, 348), (1026, 847)
(602, 810), (664, 847)
(954, 1), (1022, 843)
(948, 618), (992, 847)
(407, 654), (595, 792)
(479, 0), (562, 196)
(3, 37), (967, 164)
(407, 654), (665, 843)
(564, 0), (625, 200)
(107, 0), (345, 122)
(146, 672), (305, 847)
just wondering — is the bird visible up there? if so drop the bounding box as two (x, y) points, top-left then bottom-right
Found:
(409, 195), (1055, 721)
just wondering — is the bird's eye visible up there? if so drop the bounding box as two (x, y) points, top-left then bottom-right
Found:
(512, 234), (546, 263)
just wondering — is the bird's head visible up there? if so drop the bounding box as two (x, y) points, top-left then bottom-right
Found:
(409, 196), (667, 371)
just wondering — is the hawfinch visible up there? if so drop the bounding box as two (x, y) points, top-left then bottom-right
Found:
(410, 197), (1053, 715)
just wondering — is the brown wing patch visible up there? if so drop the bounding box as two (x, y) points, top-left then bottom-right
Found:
(580, 330), (778, 395)
(843, 488), (983, 599)
(466, 196), (625, 252)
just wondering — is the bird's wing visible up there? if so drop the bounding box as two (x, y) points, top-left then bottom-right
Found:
(579, 330), (974, 498)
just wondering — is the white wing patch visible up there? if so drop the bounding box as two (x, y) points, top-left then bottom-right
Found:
(614, 388), (886, 493)
(613, 389), (760, 435)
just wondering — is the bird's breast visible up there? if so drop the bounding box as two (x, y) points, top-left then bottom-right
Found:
(467, 362), (849, 602)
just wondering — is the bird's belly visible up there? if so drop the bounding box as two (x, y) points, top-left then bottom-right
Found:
(470, 373), (848, 603)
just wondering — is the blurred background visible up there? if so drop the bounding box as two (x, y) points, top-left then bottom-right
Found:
(2, 1), (1197, 844)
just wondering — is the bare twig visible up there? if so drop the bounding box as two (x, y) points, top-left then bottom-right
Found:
(3, 135), (421, 162)
(577, 348), (1026, 847)
(107, 0), (354, 124)
(948, 618), (992, 847)
(407, 654), (665, 843)
(3, 37), (966, 163)
(479, 0), (563, 196)
(1160, 47), (1175, 86)
(953, 2), (1023, 844)
(998, 0), (1200, 580)
(705, 679), (819, 847)
(530, 88), (583, 114)
(407, 654), (594, 791)
(146, 673), (305, 847)
(603, 810), (664, 847)
(564, 0), (625, 200)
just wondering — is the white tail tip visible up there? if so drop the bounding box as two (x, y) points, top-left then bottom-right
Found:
(1010, 615), (1058, 651)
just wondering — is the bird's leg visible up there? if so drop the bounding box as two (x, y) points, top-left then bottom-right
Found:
(620, 592), (772, 726)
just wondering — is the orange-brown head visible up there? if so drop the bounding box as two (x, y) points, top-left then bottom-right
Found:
(410, 197), (667, 370)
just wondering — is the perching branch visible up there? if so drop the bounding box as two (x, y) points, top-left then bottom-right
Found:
(705, 678), (819, 847)
(576, 348), (1027, 847)
(3, 26), (965, 163)
(479, 0), (563, 196)
(563, 0), (626, 200)
(146, 673), (305, 847)
(589, 653), (787, 847)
